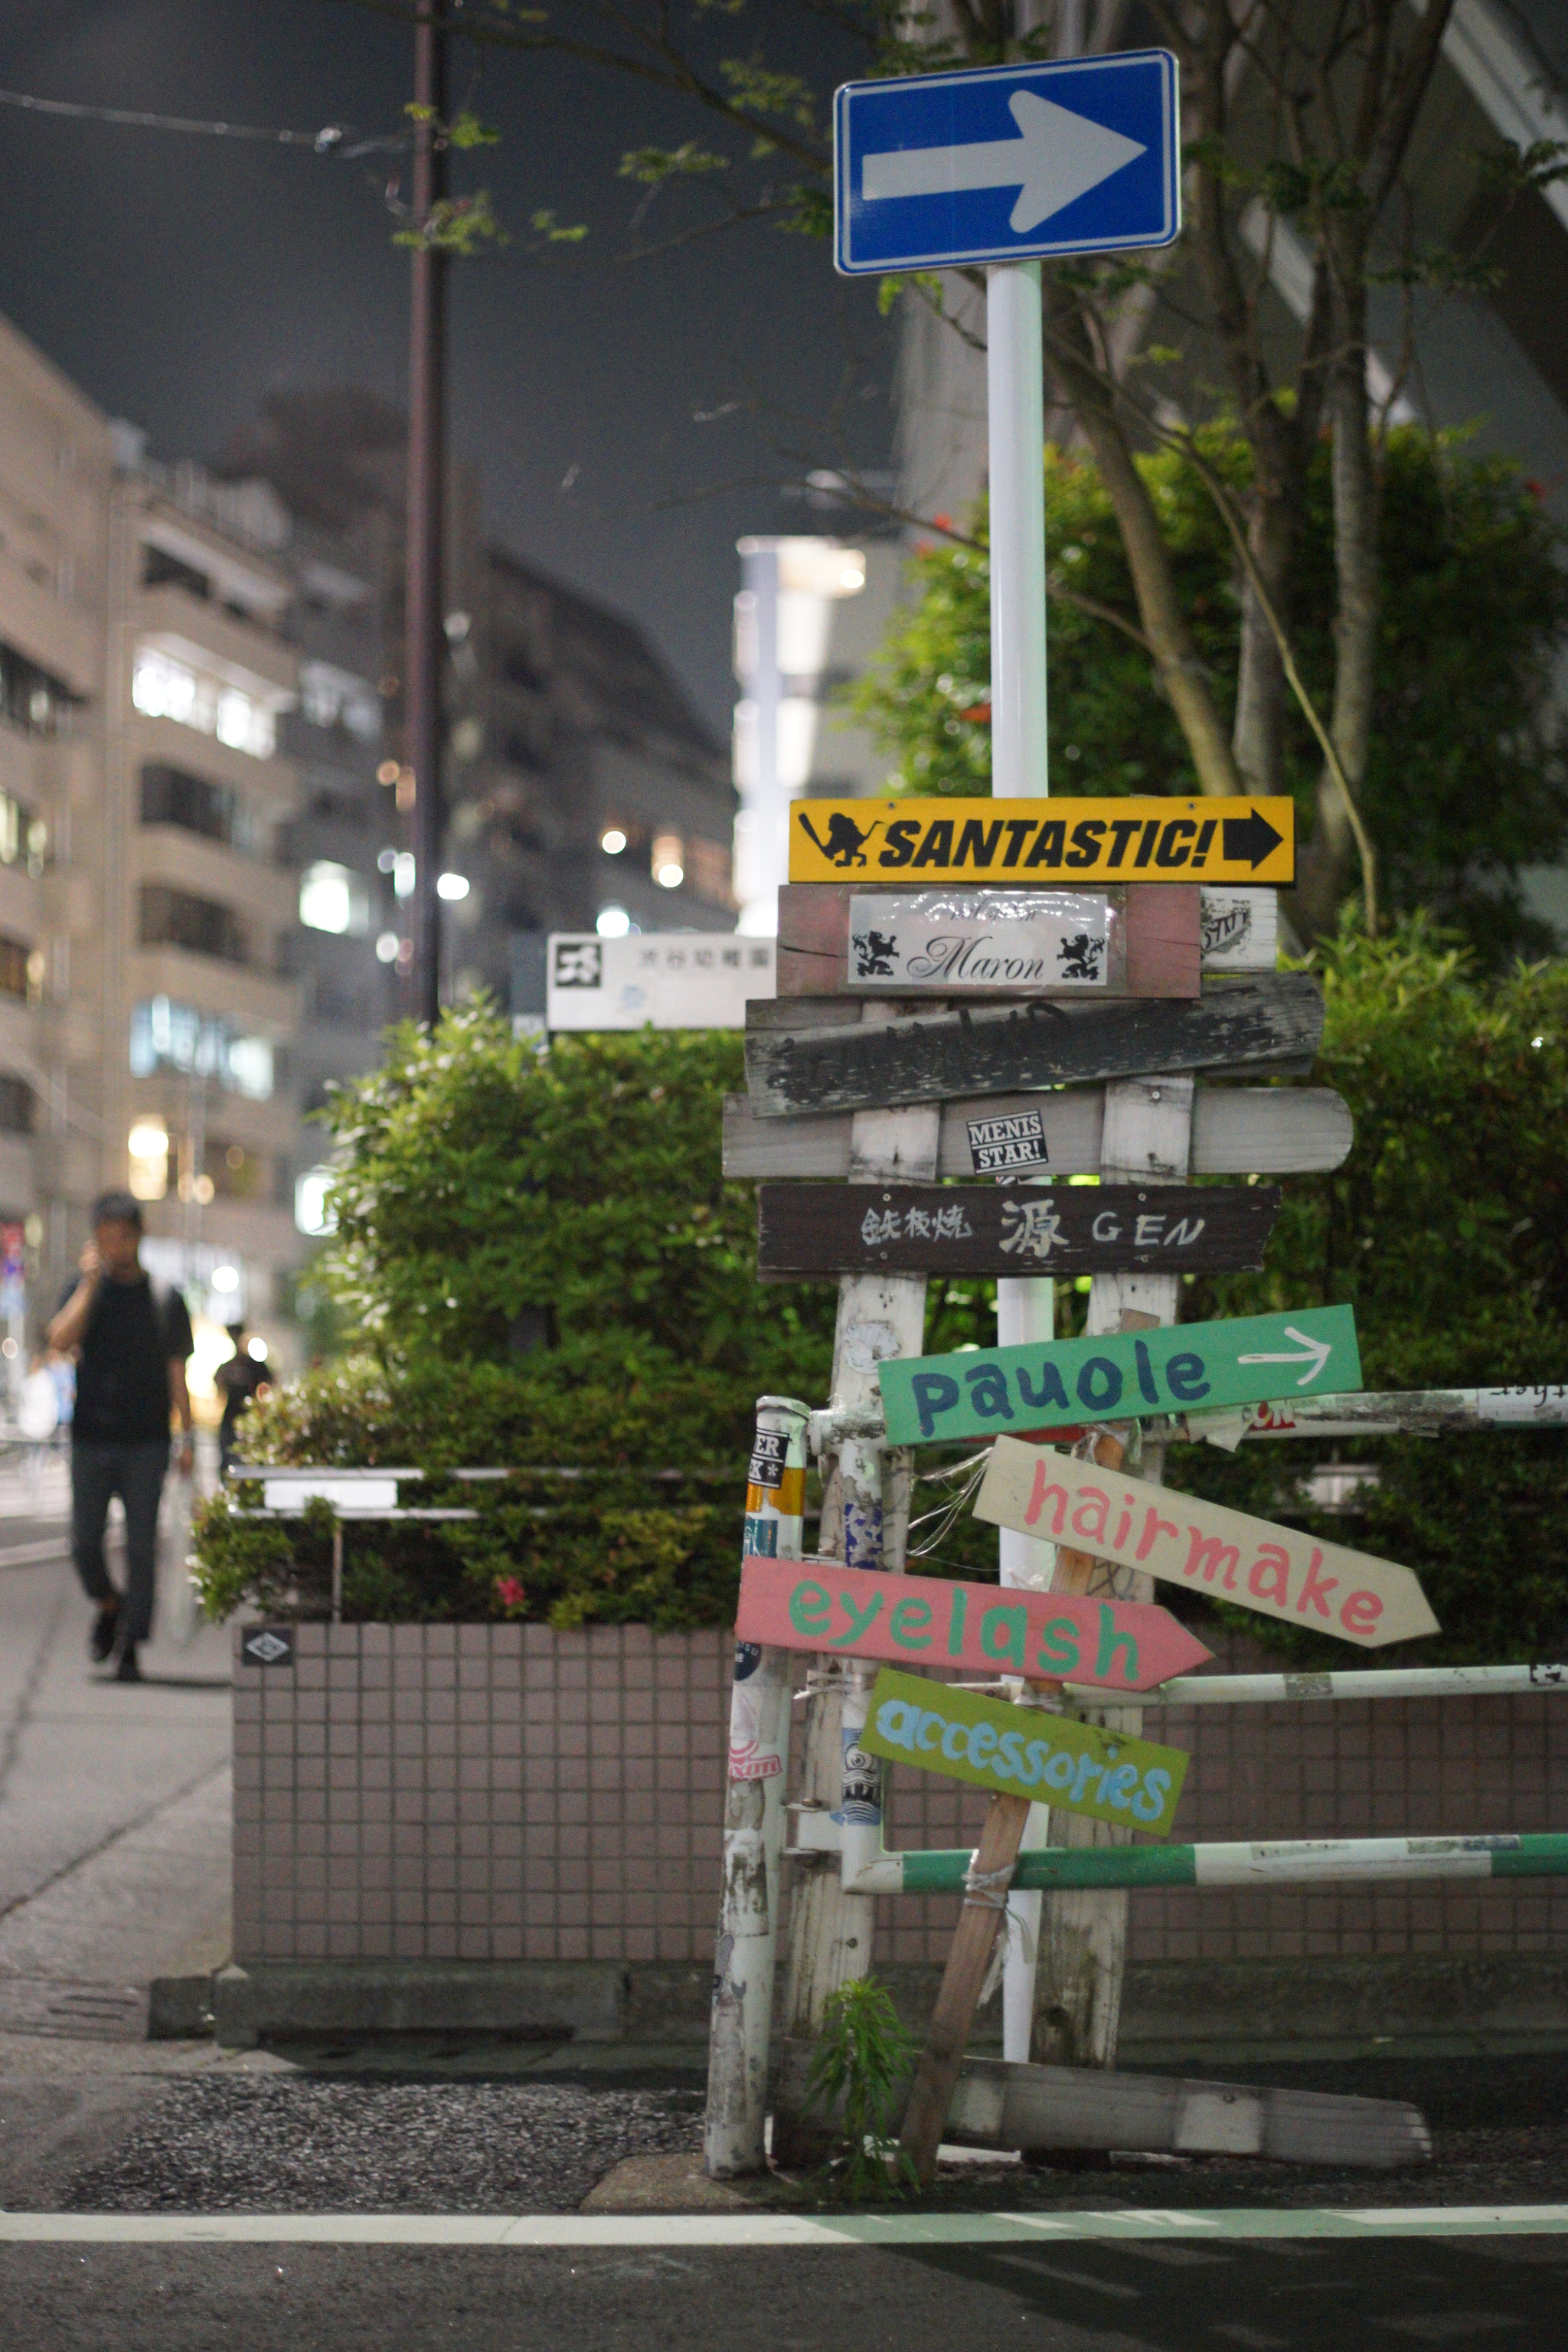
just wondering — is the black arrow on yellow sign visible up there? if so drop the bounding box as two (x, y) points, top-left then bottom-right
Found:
(1221, 808), (1286, 870)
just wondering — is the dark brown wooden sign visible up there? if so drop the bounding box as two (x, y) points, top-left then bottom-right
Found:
(743, 974), (1325, 1120)
(756, 1181), (1280, 1279)
(776, 882), (1200, 1000)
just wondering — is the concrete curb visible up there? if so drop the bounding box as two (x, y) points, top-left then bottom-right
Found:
(198, 1952), (1568, 2058)
(211, 1961), (713, 2049)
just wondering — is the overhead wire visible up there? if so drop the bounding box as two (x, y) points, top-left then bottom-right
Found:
(0, 87), (404, 158)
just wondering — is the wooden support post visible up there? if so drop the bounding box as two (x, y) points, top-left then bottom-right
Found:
(772, 1004), (939, 2170)
(1031, 1072), (1194, 2076)
(899, 1792), (1034, 2188)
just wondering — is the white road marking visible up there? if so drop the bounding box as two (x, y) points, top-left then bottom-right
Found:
(2, 2207), (1566, 2248)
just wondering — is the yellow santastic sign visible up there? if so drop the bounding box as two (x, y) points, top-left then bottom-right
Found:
(788, 797), (1295, 887)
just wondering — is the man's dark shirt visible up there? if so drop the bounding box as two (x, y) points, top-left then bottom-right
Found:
(63, 1274), (194, 1446)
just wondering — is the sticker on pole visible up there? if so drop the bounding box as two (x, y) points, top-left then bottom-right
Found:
(859, 1665), (1190, 1835)
(835, 52), (1181, 275)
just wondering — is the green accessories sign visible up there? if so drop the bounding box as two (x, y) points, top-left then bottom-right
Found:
(878, 1304), (1361, 1445)
(858, 1665), (1190, 1838)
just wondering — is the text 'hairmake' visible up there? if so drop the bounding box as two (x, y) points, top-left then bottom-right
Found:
(975, 1438), (1439, 1648)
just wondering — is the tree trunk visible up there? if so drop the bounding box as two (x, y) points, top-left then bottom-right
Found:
(1231, 505), (1292, 791)
(1295, 248), (1380, 939)
(1042, 281), (1244, 797)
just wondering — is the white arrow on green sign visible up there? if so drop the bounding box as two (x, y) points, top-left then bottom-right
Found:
(878, 1303), (1361, 1446)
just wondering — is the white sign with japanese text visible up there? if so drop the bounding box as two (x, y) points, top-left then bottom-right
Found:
(546, 933), (776, 1031)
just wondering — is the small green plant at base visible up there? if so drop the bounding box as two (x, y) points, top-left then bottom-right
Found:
(804, 1978), (921, 2202)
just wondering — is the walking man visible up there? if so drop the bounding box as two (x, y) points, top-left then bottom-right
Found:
(47, 1192), (195, 1682)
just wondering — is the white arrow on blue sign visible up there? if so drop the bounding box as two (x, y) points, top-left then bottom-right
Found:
(835, 51), (1181, 275)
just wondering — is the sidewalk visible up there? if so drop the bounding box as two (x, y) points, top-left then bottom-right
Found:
(0, 1459), (250, 2209)
(0, 1456), (234, 1992)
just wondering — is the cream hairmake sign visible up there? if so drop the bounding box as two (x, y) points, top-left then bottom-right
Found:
(975, 1438), (1439, 1648)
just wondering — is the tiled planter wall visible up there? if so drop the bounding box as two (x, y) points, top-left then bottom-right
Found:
(234, 1623), (1568, 1968)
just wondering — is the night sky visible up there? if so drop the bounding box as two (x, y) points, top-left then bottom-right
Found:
(0, 0), (893, 737)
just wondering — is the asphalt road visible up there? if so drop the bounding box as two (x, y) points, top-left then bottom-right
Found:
(3, 2233), (1564, 2351)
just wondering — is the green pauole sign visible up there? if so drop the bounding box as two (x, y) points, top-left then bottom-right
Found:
(878, 1304), (1361, 1444)
(859, 1665), (1190, 1837)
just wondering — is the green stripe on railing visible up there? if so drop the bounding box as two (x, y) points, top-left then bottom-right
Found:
(892, 1835), (1568, 1894)
(899, 1845), (1198, 1893)
(1491, 1835), (1568, 1877)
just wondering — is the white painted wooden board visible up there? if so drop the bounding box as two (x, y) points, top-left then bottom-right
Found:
(944, 2056), (1430, 2169)
(773, 2040), (1429, 2169)
(721, 1085), (1353, 1181)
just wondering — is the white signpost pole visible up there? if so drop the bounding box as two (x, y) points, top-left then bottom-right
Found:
(986, 260), (1050, 791)
(986, 253), (1057, 2063)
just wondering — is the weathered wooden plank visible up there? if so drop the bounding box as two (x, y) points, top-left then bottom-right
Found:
(1200, 885), (1279, 972)
(880, 1305), (1361, 1446)
(743, 975), (1325, 1119)
(899, 1792), (1034, 2189)
(787, 795), (1295, 887)
(722, 1083), (1354, 1181)
(774, 2041), (1429, 2169)
(1130, 884), (1205, 989)
(756, 1180), (1280, 1281)
(737, 1557), (1213, 1691)
(861, 1667), (1191, 1833)
(776, 883), (1203, 999)
(976, 1438), (1441, 1647)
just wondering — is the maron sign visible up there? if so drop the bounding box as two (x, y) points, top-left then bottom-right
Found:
(880, 1305), (1362, 1445)
(975, 1437), (1439, 1648)
(859, 1665), (1191, 1836)
(788, 797), (1294, 887)
(735, 1555), (1213, 1694)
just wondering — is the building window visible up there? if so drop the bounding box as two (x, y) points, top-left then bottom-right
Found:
(685, 838), (734, 907)
(142, 544), (210, 599)
(129, 996), (273, 1099)
(299, 861), (369, 937)
(0, 790), (47, 876)
(209, 1138), (263, 1200)
(138, 763), (266, 857)
(132, 645), (276, 760)
(299, 661), (381, 742)
(0, 638), (77, 740)
(0, 1074), (32, 1134)
(0, 936), (30, 1001)
(139, 884), (253, 967)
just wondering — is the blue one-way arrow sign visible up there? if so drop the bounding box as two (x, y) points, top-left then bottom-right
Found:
(835, 51), (1181, 275)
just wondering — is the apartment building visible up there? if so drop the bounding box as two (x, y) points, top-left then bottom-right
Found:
(217, 390), (739, 1006)
(102, 436), (306, 1359)
(275, 505), (402, 1229)
(0, 316), (113, 1365)
(462, 547), (737, 998)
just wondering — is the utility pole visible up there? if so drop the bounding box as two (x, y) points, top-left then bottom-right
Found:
(405, 0), (446, 1031)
